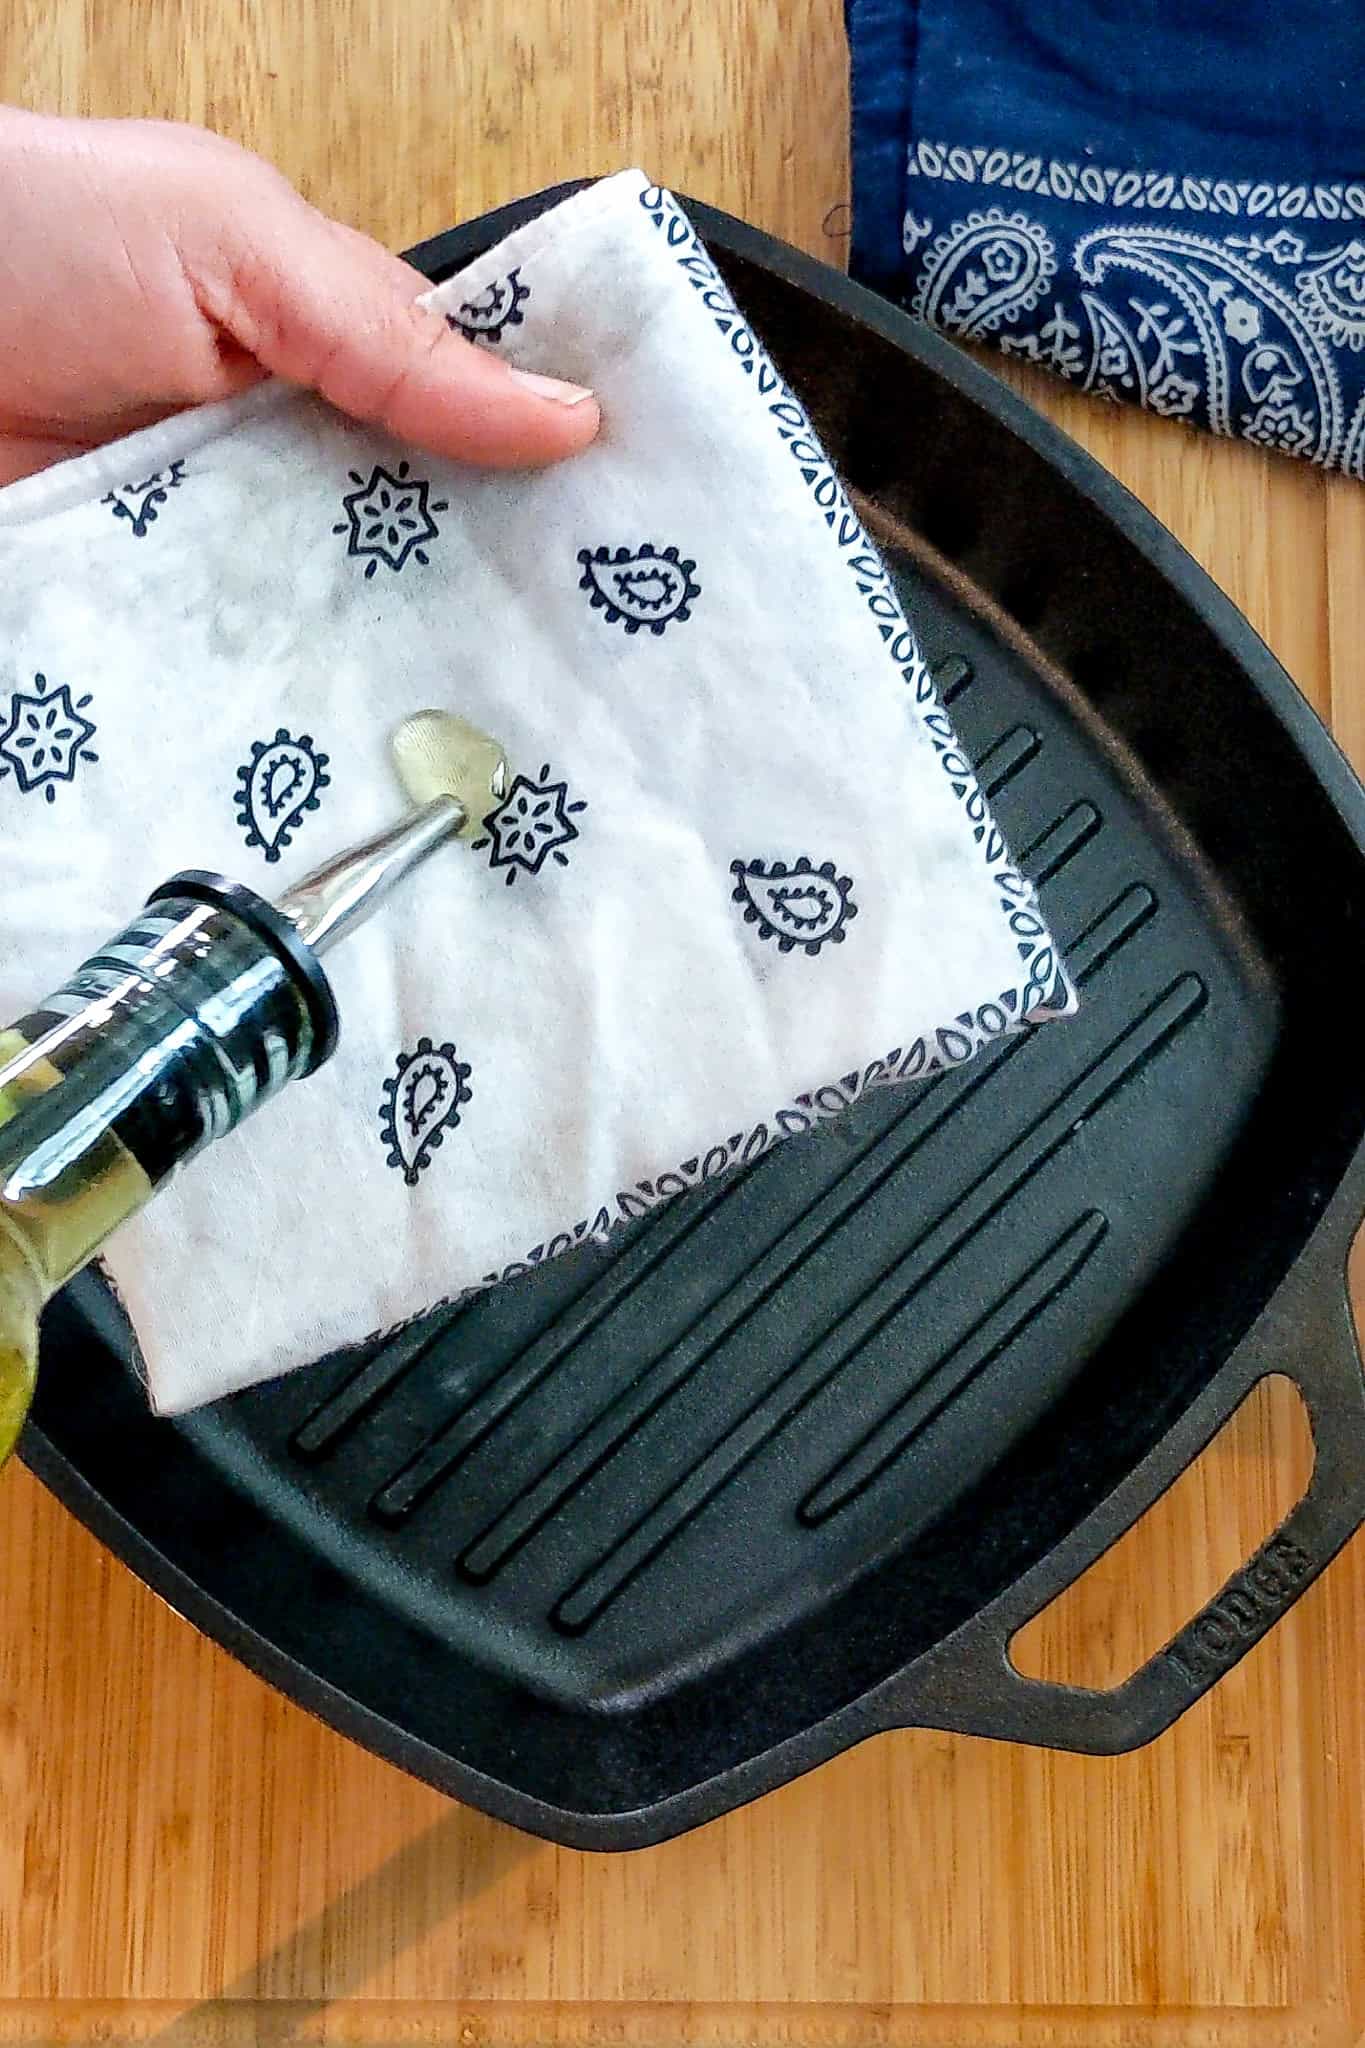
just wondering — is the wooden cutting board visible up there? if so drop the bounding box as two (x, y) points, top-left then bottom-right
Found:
(2, 2), (1364, 2041)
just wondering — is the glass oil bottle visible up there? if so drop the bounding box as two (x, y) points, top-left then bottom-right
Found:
(0, 711), (507, 1467)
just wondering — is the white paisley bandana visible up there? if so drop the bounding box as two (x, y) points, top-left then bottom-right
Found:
(0, 171), (1074, 1413)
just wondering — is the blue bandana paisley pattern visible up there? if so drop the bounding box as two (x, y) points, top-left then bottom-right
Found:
(881, 140), (1365, 475)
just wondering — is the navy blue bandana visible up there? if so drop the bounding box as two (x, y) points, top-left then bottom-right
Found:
(847, 0), (1365, 473)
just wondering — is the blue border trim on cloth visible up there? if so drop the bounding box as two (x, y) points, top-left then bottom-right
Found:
(637, 180), (1067, 1026)
(845, 0), (918, 289)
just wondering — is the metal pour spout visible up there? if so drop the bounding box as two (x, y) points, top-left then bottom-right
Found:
(274, 795), (465, 956)
(274, 710), (510, 958)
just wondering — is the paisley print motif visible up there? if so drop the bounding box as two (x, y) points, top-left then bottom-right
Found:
(730, 857), (857, 956)
(379, 1039), (472, 1186)
(578, 543), (699, 633)
(1074, 225), (1342, 460)
(1295, 241), (1365, 352)
(912, 208), (1057, 336)
(234, 728), (330, 863)
(448, 267), (530, 343)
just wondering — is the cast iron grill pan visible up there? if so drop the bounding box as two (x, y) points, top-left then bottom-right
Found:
(23, 187), (1365, 1849)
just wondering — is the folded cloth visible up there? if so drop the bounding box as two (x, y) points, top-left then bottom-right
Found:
(0, 169), (1074, 1414)
(847, 0), (1365, 473)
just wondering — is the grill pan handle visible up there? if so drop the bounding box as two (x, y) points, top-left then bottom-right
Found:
(873, 1230), (1365, 1754)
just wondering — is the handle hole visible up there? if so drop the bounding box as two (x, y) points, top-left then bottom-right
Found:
(1008, 1374), (1313, 1692)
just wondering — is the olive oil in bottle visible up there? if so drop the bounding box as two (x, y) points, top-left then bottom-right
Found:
(0, 883), (333, 1466)
(1, 1022), (153, 1457)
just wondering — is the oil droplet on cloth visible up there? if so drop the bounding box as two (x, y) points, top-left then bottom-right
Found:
(390, 710), (509, 837)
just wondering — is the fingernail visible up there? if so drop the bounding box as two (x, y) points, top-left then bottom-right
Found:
(508, 366), (596, 407)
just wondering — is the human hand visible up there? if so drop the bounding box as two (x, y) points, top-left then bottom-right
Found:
(0, 106), (599, 488)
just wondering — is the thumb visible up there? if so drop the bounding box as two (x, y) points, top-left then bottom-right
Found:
(197, 182), (600, 469)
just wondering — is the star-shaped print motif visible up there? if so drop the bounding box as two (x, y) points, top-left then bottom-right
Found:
(332, 460), (449, 578)
(0, 673), (98, 804)
(472, 763), (587, 884)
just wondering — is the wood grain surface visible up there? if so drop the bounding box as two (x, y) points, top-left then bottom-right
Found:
(2, 2), (1364, 2042)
